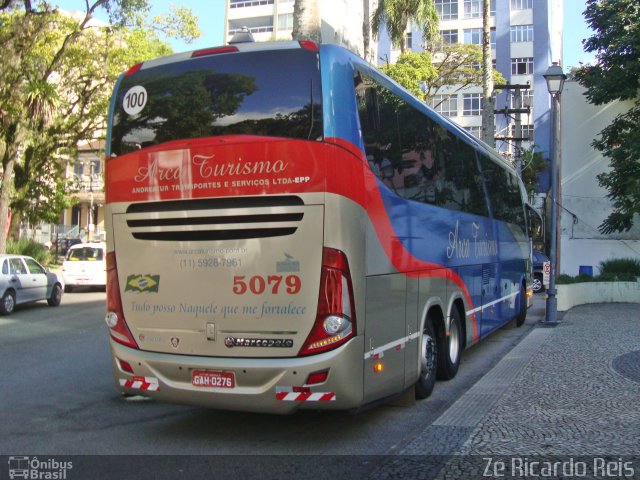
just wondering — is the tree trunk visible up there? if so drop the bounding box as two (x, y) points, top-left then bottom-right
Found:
(481, 0), (495, 147)
(363, 0), (371, 61)
(292, 0), (321, 43)
(0, 123), (26, 253)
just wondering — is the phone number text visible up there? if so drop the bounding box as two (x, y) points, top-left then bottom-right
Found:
(179, 258), (242, 270)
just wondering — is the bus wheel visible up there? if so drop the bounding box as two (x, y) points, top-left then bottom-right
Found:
(516, 283), (527, 327)
(437, 307), (462, 380)
(415, 317), (437, 399)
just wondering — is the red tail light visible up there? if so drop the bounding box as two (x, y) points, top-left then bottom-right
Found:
(125, 63), (142, 77)
(299, 40), (319, 52)
(192, 46), (238, 57)
(299, 248), (356, 356)
(105, 252), (138, 349)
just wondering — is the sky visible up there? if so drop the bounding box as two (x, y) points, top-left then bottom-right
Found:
(563, 0), (597, 70)
(56, 0), (595, 70)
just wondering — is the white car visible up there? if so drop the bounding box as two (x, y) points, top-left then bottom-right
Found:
(0, 255), (63, 314)
(62, 242), (107, 292)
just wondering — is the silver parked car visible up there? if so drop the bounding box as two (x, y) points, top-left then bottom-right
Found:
(0, 255), (64, 314)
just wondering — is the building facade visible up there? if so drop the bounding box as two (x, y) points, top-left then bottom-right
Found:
(63, 140), (106, 242)
(224, 0), (375, 60)
(559, 81), (640, 276)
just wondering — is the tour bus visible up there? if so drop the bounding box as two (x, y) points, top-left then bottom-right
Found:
(105, 40), (533, 414)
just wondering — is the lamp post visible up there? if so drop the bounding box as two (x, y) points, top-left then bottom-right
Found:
(543, 62), (566, 323)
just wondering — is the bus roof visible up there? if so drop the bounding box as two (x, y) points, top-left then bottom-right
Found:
(129, 40), (318, 75)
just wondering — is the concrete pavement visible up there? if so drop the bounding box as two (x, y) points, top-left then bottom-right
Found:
(374, 301), (640, 478)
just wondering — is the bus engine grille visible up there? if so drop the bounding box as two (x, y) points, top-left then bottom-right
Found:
(124, 197), (305, 241)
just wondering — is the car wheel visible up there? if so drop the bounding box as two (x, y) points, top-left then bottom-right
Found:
(47, 284), (63, 307)
(437, 307), (462, 380)
(415, 316), (437, 399)
(0, 290), (16, 315)
(532, 274), (543, 293)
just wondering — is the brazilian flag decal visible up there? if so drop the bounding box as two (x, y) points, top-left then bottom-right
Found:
(125, 274), (160, 293)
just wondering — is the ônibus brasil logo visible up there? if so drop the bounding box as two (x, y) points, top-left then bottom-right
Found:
(8, 456), (72, 479)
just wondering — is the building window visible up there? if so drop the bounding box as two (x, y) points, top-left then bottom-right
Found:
(228, 17), (274, 35)
(511, 0), (533, 10)
(73, 162), (83, 177)
(464, 0), (481, 18)
(465, 126), (482, 139)
(230, 0), (275, 8)
(278, 13), (293, 30)
(462, 0), (495, 18)
(520, 125), (534, 142)
(435, 0), (458, 20)
(405, 32), (413, 50)
(510, 89), (534, 109)
(440, 29), (458, 44)
(463, 93), (483, 116)
(431, 94), (458, 117)
(511, 57), (534, 75)
(510, 24), (534, 43)
(464, 28), (482, 45)
(462, 27), (495, 48)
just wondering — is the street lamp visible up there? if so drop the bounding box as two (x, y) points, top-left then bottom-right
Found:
(543, 62), (566, 323)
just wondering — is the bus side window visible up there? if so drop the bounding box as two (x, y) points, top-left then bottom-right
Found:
(355, 72), (400, 185)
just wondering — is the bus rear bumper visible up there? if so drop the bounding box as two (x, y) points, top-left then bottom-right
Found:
(109, 337), (365, 414)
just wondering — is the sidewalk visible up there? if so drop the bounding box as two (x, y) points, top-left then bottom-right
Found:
(374, 302), (640, 478)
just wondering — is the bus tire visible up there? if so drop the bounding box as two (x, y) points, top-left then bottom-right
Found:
(516, 283), (527, 327)
(436, 307), (462, 380)
(415, 316), (437, 399)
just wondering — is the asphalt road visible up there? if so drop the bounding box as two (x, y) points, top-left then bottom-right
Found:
(0, 290), (546, 477)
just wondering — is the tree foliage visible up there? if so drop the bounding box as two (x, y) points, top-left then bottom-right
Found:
(0, 1), (199, 251)
(520, 147), (547, 198)
(573, 0), (640, 233)
(371, 0), (439, 54)
(380, 45), (505, 103)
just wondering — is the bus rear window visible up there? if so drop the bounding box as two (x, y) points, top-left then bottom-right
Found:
(110, 48), (323, 156)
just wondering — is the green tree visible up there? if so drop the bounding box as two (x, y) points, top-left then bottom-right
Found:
(371, 0), (439, 54)
(381, 45), (505, 103)
(520, 147), (547, 199)
(573, 0), (640, 233)
(0, 1), (199, 251)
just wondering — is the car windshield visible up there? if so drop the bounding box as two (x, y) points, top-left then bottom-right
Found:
(533, 251), (548, 262)
(67, 247), (103, 261)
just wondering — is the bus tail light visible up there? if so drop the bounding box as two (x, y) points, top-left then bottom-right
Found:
(125, 63), (142, 77)
(192, 46), (238, 57)
(299, 40), (319, 52)
(299, 248), (356, 356)
(105, 252), (139, 349)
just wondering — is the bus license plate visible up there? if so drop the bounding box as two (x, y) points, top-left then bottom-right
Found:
(191, 370), (235, 388)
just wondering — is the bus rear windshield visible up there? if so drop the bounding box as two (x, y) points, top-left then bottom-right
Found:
(110, 48), (323, 156)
